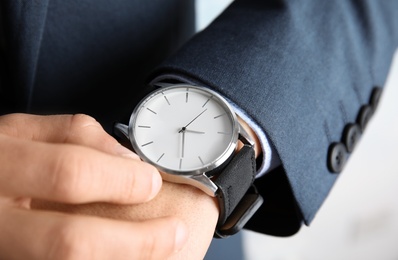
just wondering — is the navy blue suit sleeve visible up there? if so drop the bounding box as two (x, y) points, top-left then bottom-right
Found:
(151, 0), (398, 236)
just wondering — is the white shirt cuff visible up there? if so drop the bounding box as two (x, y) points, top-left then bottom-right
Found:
(226, 99), (281, 177)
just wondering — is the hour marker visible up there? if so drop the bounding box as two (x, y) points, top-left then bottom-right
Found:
(198, 156), (204, 165)
(186, 92), (189, 103)
(202, 96), (212, 107)
(157, 153), (165, 162)
(141, 141), (154, 147)
(138, 125), (151, 128)
(162, 93), (171, 105)
(214, 113), (226, 119)
(217, 132), (231, 135)
(147, 108), (157, 114)
(179, 158), (182, 169)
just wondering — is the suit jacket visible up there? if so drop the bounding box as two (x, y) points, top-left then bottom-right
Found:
(1, 0), (397, 237)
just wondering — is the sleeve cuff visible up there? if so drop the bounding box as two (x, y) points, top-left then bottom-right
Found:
(226, 100), (281, 177)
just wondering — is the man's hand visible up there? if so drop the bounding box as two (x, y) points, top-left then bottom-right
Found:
(0, 113), (188, 260)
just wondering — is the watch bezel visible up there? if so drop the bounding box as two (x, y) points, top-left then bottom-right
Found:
(128, 84), (240, 176)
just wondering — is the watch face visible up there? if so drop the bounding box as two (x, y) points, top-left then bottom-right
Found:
(129, 85), (239, 175)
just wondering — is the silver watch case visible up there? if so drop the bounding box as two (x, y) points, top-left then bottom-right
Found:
(114, 84), (254, 197)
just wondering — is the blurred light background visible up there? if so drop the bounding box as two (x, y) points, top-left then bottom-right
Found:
(197, 1), (398, 259)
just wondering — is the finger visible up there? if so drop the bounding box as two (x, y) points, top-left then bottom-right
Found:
(0, 113), (139, 159)
(0, 207), (188, 260)
(0, 134), (161, 204)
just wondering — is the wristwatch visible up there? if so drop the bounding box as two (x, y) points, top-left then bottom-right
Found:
(113, 82), (263, 238)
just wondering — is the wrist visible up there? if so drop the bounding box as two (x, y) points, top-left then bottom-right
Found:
(237, 116), (261, 158)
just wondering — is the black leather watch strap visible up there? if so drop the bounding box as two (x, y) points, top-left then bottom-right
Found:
(213, 145), (263, 238)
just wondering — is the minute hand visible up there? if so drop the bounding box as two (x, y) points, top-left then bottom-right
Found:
(179, 109), (207, 132)
(185, 129), (205, 134)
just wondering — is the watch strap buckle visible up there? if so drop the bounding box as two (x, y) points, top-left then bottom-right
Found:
(214, 185), (263, 238)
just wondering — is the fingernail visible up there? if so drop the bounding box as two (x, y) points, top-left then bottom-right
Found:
(114, 144), (140, 160)
(174, 222), (188, 253)
(148, 170), (162, 200)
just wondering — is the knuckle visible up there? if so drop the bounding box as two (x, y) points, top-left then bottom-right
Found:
(119, 168), (138, 202)
(139, 228), (176, 260)
(139, 233), (157, 260)
(48, 148), (86, 202)
(69, 114), (100, 131)
(47, 220), (90, 260)
(64, 113), (110, 145)
(119, 162), (156, 203)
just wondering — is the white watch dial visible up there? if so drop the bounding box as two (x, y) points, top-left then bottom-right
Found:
(130, 85), (239, 174)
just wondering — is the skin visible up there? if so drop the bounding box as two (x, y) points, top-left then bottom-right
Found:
(0, 113), (261, 260)
(31, 180), (219, 260)
(0, 113), (188, 260)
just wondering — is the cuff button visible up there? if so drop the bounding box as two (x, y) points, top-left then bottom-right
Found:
(357, 105), (373, 131)
(343, 123), (362, 153)
(328, 142), (348, 173)
(370, 87), (383, 110)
